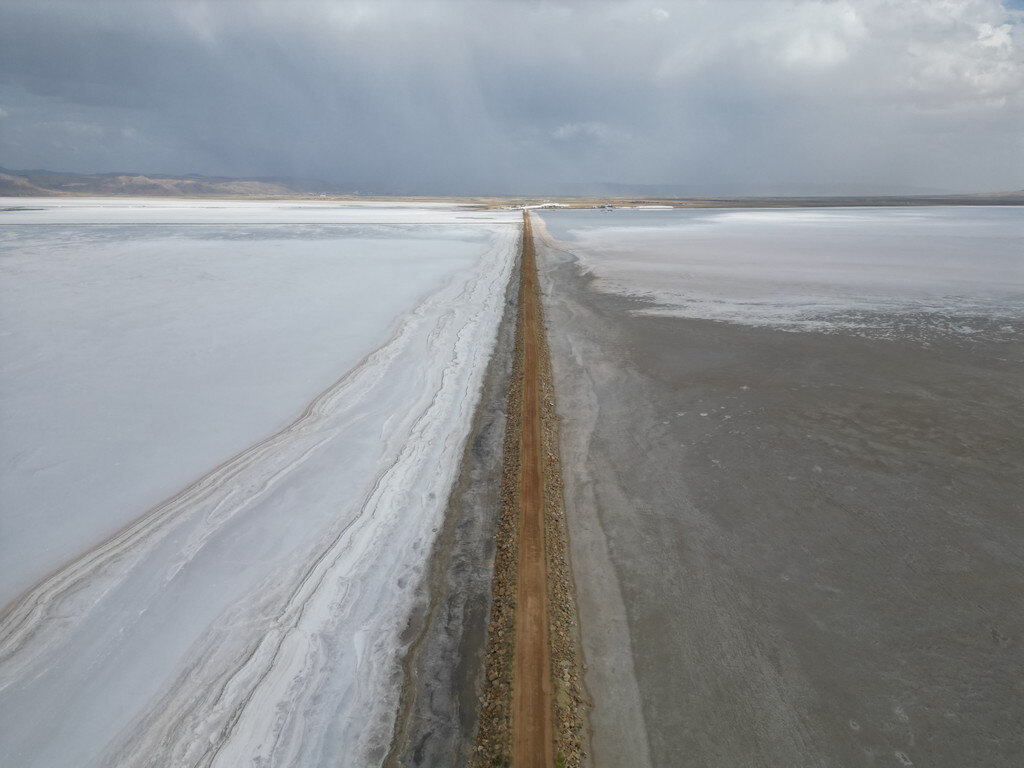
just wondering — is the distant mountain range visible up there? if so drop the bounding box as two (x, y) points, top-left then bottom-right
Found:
(1, 167), (1021, 203)
(544, 181), (970, 198)
(540, 178), (1024, 199)
(0, 167), (347, 198)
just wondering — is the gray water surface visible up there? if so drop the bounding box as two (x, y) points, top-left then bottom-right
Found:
(541, 206), (1023, 342)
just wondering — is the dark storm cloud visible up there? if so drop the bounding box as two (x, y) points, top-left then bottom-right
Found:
(1, 0), (1022, 194)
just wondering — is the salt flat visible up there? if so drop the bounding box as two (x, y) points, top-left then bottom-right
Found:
(0, 198), (518, 767)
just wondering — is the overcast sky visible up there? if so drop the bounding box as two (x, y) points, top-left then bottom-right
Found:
(1, 0), (1022, 194)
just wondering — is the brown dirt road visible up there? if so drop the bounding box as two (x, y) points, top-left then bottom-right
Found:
(472, 212), (585, 768)
(513, 212), (556, 768)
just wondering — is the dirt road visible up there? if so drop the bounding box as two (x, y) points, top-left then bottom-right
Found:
(512, 212), (555, 768)
(472, 213), (584, 768)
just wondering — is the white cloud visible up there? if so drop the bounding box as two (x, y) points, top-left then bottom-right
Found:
(977, 22), (1013, 49)
(776, 3), (867, 68)
(551, 122), (625, 142)
(894, 6), (1024, 110)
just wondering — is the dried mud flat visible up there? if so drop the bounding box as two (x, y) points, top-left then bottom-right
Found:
(536, 221), (1024, 768)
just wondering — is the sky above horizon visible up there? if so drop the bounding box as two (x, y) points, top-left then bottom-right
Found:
(1, 0), (1022, 195)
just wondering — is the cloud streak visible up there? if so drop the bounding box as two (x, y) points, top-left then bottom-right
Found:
(0, 0), (1021, 194)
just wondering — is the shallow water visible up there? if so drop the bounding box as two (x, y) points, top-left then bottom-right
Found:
(540, 207), (1023, 341)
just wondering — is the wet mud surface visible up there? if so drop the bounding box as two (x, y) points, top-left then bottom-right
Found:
(538, 238), (1024, 767)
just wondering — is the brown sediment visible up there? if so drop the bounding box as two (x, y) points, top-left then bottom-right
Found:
(472, 213), (587, 768)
